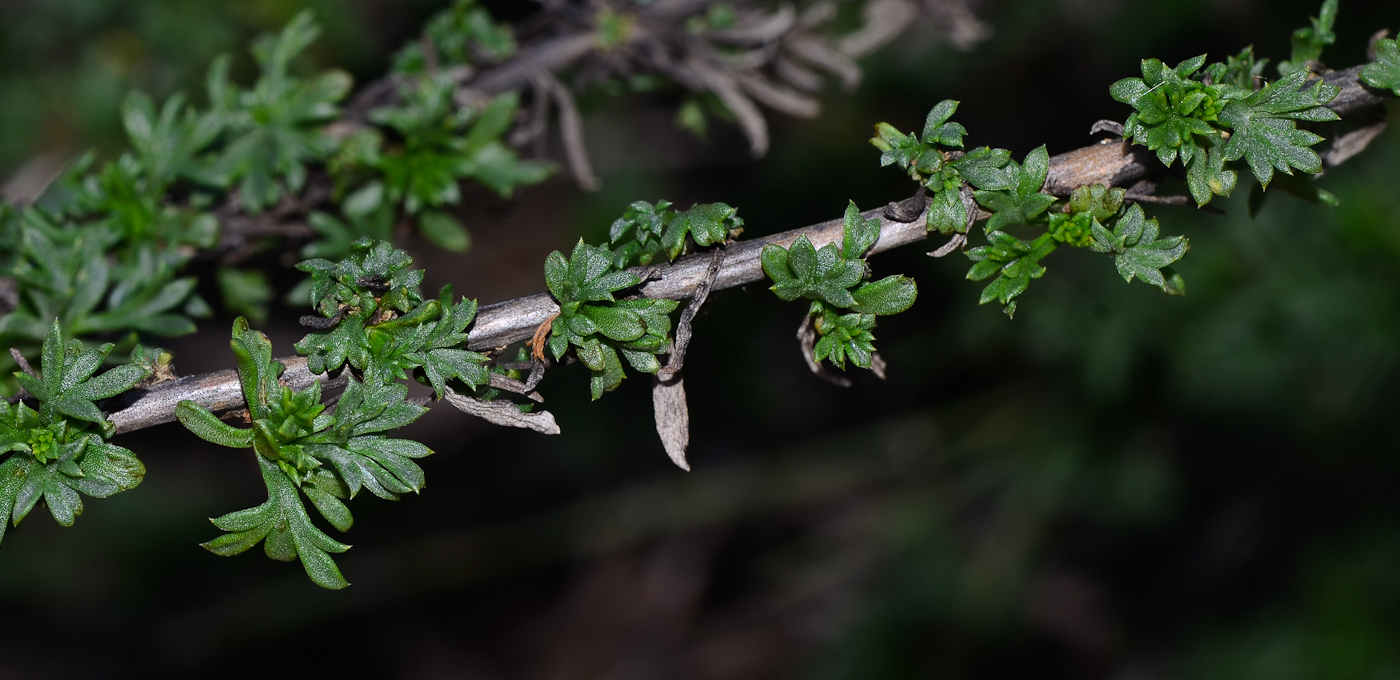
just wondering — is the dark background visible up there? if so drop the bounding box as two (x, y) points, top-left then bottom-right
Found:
(2, 0), (1399, 678)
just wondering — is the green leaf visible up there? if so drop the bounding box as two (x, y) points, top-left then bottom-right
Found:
(973, 146), (1057, 232)
(852, 276), (917, 316)
(462, 142), (555, 197)
(841, 201), (880, 260)
(1185, 143), (1238, 206)
(1089, 204), (1189, 290)
(217, 268), (274, 325)
(952, 147), (1013, 191)
(920, 100), (967, 148)
(176, 401), (256, 448)
(548, 240), (641, 305)
(580, 305), (646, 342)
(229, 317), (282, 419)
(201, 455), (351, 590)
(925, 188), (968, 235)
(418, 211), (471, 252)
(1278, 0), (1337, 75)
(212, 12), (347, 213)
(1112, 56), (1226, 169)
(870, 123), (939, 178)
(965, 231), (1058, 317)
(302, 485), (354, 532)
(588, 343), (626, 400)
(17, 321), (150, 434)
(1361, 38), (1400, 96)
(1217, 68), (1339, 188)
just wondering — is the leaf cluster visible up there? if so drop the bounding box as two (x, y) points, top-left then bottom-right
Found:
(1277, 0), (1337, 75)
(762, 202), (917, 369)
(870, 101), (1189, 317)
(0, 321), (149, 546)
(608, 200), (744, 267)
(335, 79), (553, 254)
(957, 146), (1064, 317)
(177, 318), (432, 589)
(1089, 204), (1189, 293)
(870, 100), (1015, 235)
(544, 240), (679, 399)
(295, 239), (491, 396)
(1, 12), (362, 350)
(0, 210), (206, 345)
(392, 0), (517, 75)
(966, 177), (1187, 316)
(1112, 47), (1339, 206)
(206, 11), (352, 212)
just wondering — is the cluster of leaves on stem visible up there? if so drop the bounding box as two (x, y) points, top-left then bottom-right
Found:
(206, 12), (352, 213)
(316, 1), (550, 259)
(534, 198), (742, 399)
(295, 238), (491, 397)
(0, 11), (352, 351)
(1111, 2), (1346, 208)
(762, 202), (917, 369)
(177, 318), (431, 589)
(1, 6), (555, 357)
(608, 200), (744, 268)
(872, 102), (1188, 317)
(544, 240), (678, 399)
(328, 79), (553, 255)
(0, 322), (150, 546)
(391, 0), (517, 75)
(870, 100), (1014, 235)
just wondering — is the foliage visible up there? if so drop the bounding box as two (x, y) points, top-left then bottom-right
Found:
(762, 202), (917, 369)
(1361, 37), (1400, 96)
(177, 318), (431, 588)
(0, 321), (148, 546)
(207, 11), (352, 213)
(870, 99), (1015, 235)
(964, 230), (1058, 319)
(392, 0), (517, 74)
(350, 78), (553, 252)
(608, 200), (744, 267)
(295, 238), (490, 395)
(544, 239), (679, 399)
(1111, 10), (1342, 207)
(1278, 0), (1337, 75)
(0, 0), (1389, 603)
(1089, 204), (1190, 292)
(0, 208), (204, 343)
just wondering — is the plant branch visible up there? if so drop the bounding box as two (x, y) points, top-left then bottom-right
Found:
(99, 65), (1396, 437)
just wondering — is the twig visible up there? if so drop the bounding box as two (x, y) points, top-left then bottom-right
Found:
(535, 70), (601, 191)
(97, 68), (1397, 436)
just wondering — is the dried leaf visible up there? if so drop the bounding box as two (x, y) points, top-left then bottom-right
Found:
(444, 387), (560, 434)
(652, 375), (690, 471)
